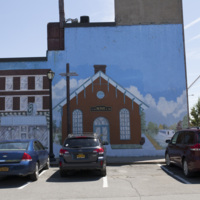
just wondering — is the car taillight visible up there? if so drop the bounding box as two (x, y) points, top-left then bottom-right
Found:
(22, 152), (32, 161)
(93, 148), (104, 154)
(190, 144), (200, 151)
(59, 149), (69, 156)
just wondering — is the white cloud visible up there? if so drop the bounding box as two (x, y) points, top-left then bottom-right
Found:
(127, 86), (187, 119)
(52, 77), (89, 101)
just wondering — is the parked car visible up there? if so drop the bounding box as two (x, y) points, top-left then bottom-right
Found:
(165, 128), (200, 177)
(0, 139), (49, 181)
(59, 134), (107, 177)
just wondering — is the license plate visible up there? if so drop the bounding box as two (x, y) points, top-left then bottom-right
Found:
(77, 154), (85, 159)
(0, 167), (9, 172)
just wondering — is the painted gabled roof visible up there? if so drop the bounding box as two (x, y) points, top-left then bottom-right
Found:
(70, 71), (148, 110)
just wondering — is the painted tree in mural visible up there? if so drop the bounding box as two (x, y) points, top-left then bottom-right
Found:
(190, 98), (200, 127)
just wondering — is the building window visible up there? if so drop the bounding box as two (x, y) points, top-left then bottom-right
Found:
(28, 77), (35, 90)
(72, 109), (83, 134)
(0, 77), (5, 90)
(13, 77), (20, 90)
(13, 97), (20, 110)
(0, 97), (5, 110)
(119, 108), (130, 140)
(43, 96), (49, 109)
(43, 76), (49, 90)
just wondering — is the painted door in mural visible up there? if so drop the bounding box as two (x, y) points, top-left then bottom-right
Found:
(93, 117), (109, 143)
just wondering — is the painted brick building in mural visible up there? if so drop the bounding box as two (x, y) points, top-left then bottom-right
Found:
(62, 65), (148, 149)
(0, 0), (188, 157)
(0, 69), (50, 147)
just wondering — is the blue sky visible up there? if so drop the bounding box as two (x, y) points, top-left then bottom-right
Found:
(0, 0), (199, 112)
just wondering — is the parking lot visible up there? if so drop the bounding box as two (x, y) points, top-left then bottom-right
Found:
(1, 162), (200, 200)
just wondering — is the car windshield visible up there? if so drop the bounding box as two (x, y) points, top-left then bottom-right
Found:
(64, 138), (100, 148)
(0, 142), (29, 151)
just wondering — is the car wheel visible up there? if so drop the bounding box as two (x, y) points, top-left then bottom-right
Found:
(100, 168), (107, 177)
(165, 153), (171, 167)
(183, 159), (191, 177)
(30, 162), (39, 181)
(44, 157), (50, 170)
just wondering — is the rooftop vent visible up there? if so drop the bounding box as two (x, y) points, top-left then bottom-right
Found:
(80, 16), (90, 23)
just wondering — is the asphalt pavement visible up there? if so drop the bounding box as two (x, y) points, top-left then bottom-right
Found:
(50, 156), (166, 167)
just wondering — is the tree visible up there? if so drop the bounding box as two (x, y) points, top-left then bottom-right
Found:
(190, 98), (200, 127)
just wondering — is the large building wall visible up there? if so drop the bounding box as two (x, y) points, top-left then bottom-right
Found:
(0, 0), (187, 157)
(115, 0), (183, 25)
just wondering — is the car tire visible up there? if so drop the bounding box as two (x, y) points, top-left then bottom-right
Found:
(165, 153), (171, 167)
(44, 157), (50, 170)
(30, 162), (39, 181)
(183, 159), (192, 177)
(100, 168), (107, 177)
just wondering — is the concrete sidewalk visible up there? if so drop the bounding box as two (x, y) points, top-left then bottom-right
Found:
(50, 156), (165, 167)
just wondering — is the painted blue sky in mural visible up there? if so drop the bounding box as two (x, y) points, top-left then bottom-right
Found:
(50, 24), (187, 126)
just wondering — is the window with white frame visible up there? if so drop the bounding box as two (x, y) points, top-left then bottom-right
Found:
(119, 108), (131, 140)
(72, 109), (83, 134)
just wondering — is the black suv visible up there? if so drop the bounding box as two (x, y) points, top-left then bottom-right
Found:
(165, 128), (200, 177)
(59, 134), (106, 177)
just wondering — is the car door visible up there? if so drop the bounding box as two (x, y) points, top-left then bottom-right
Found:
(33, 141), (47, 168)
(168, 132), (179, 162)
(173, 131), (185, 166)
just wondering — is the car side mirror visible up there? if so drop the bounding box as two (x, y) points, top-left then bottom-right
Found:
(165, 139), (171, 144)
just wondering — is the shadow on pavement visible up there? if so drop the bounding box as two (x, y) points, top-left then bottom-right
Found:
(46, 169), (102, 183)
(160, 164), (200, 184)
(0, 175), (30, 189)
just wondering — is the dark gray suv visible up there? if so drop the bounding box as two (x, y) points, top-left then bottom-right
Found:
(59, 134), (106, 177)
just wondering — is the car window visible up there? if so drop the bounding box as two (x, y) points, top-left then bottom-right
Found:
(64, 138), (100, 148)
(184, 132), (195, 145)
(176, 132), (185, 144)
(171, 132), (179, 144)
(34, 141), (43, 151)
(0, 142), (29, 150)
(37, 141), (45, 150)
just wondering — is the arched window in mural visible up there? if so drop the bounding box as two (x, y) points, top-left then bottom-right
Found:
(72, 109), (83, 134)
(119, 108), (130, 140)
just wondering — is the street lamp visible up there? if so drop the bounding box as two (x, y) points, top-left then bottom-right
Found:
(60, 63), (78, 136)
(47, 70), (56, 162)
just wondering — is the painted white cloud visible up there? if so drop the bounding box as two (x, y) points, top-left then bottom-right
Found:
(127, 85), (187, 119)
(52, 77), (89, 101)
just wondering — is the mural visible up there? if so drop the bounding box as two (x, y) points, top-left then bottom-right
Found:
(0, 69), (50, 147)
(0, 24), (187, 157)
